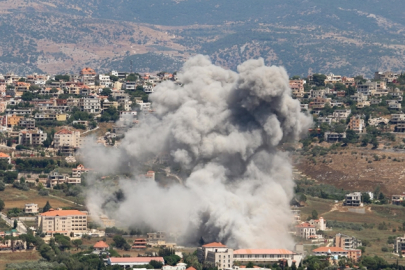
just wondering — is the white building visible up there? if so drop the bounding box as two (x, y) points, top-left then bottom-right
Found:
(295, 222), (317, 239)
(79, 97), (101, 114)
(162, 263), (187, 270)
(344, 192), (362, 206)
(197, 242), (234, 270)
(233, 249), (302, 267)
(54, 128), (84, 149)
(37, 209), (87, 236)
(24, 203), (38, 214)
(98, 74), (111, 87)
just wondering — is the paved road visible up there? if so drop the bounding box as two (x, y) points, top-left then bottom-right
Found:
(0, 212), (27, 234)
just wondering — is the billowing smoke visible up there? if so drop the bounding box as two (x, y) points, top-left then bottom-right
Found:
(83, 55), (312, 249)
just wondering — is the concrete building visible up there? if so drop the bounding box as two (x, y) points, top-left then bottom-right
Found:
(395, 235), (405, 254)
(132, 238), (147, 249)
(197, 242), (234, 270)
(374, 71), (398, 83)
(19, 118), (35, 129)
(313, 247), (348, 257)
(24, 203), (38, 214)
(18, 128), (47, 146)
(344, 192), (362, 206)
(334, 233), (362, 250)
(308, 217), (326, 231)
(0, 152), (11, 164)
(107, 257), (164, 268)
(233, 249), (302, 267)
(54, 128), (84, 153)
(324, 132), (346, 143)
(98, 74), (111, 87)
(162, 263), (187, 270)
(392, 193), (405, 205)
(79, 96), (101, 114)
(80, 67), (96, 86)
(295, 223), (317, 239)
(348, 116), (365, 133)
(37, 209), (87, 236)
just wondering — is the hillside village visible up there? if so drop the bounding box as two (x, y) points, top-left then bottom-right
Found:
(2, 68), (405, 269)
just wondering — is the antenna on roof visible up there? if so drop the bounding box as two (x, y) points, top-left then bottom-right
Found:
(130, 60), (133, 74)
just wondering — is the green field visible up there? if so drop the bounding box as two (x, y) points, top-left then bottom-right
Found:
(301, 196), (405, 265)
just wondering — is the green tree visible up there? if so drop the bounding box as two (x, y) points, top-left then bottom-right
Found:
(312, 74), (326, 86)
(13, 219), (18, 229)
(0, 181), (5, 191)
(246, 262), (255, 268)
(164, 254), (181, 266)
(150, 260), (164, 269)
(362, 193), (371, 204)
(0, 198), (4, 211)
(72, 239), (82, 250)
(43, 201), (52, 212)
(113, 235), (127, 249)
(110, 75), (119, 82)
(311, 210), (318, 220)
(100, 88), (112, 96)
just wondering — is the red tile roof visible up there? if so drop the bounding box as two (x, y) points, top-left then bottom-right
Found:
(234, 249), (295, 255)
(94, 241), (109, 248)
(296, 222), (315, 228)
(109, 257), (164, 263)
(56, 129), (73, 135)
(186, 267), (197, 270)
(202, 242), (227, 248)
(40, 209), (86, 217)
(0, 152), (10, 158)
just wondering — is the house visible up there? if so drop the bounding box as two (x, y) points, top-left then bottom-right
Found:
(197, 242), (233, 270)
(233, 249), (302, 267)
(7, 115), (23, 127)
(374, 71), (398, 83)
(93, 241), (109, 252)
(0, 238), (26, 251)
(54, 128), (85, 155)
(18, 128), (47, 146)
(162, 263), (187, 270)
(79, 96), (101, 114)
(48, 170), (67, 187)
(392, 193), (405, 205)
(80, 67), (96, 86)
(313, 247), (348, 257)
(344, 192), (362, 206)
(368, 117), (389, 126)
(395, 235), (405, 254)
(107, 257), (164, 268)
(308, 217), (326, 230)
(19, 118), (35, 129)
(309, 97), (330, 110)
(98, 74), (111, 87)
(37, 209), (87, 236)
(334, 233), (362, 249)
(289, 80), (305, 98)
(324, 73), (342, 84)
(0, 152), (11, 164)
(295, 222), (317, 239)
(72, 164), (91, 178)
(145, 171), (155, 181)
(310, 89), (329, 99)
(391, 114), (405, 123)
(341, 77), (355, 87)
(24, 203), (38, 214)
(132, 238), (147, 249)
(350, 93), (367, 103)
(324, 132), (346, 142)
(317, 117), (332, 125)
(332, 109), (351, 121)
(348, 116), (365, 133)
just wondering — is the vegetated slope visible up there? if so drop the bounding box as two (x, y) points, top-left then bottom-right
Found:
(1, 0), (405, 74)
(295, 146), (405, 195)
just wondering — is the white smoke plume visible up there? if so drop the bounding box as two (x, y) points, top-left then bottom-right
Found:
(83, 55), (312, 249)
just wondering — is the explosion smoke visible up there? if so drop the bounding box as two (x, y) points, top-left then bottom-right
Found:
(83, 55), (312, 248)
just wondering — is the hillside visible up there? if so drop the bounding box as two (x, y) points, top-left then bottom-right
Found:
(2, 0), (405, 75)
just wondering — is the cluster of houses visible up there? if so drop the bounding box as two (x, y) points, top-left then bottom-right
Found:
(0, 68), (178, 152)
(292, 71), (405, 142)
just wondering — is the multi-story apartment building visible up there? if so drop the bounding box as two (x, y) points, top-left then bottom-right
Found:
(374, 71), (398, 83)
(324, 73), (342, 84)
(80, 67), (96, 86)
(348, 115), (365, 133)
(79, 97), (101, 114)
(344, 192), (362, 206)
(54, 128), (84, 152)
(98, 74), (111, 87)
(334, 233), (362, 249)
(233, 249), (302, 267)
(197, 242), (234, 270)
(396, 235), (405, 254)
(19, 118), (35, 129)
(37, 209), (87, 236)
(18, 129), (47, 146)
(295, 222), (317, 239)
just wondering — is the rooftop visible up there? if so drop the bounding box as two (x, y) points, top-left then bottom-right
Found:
(109, 257), (164, 263)
(313, 247), (347, 253)
(202, 242), (227, 248)
(234, 249), (295, 255)
(94, 241), (109, 248)
(40, 209), (86, 217)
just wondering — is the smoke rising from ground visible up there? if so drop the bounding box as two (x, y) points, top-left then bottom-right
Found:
(83, 55), (312, 248)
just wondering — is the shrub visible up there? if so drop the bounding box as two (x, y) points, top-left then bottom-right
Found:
(38, 189), (49, 196)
